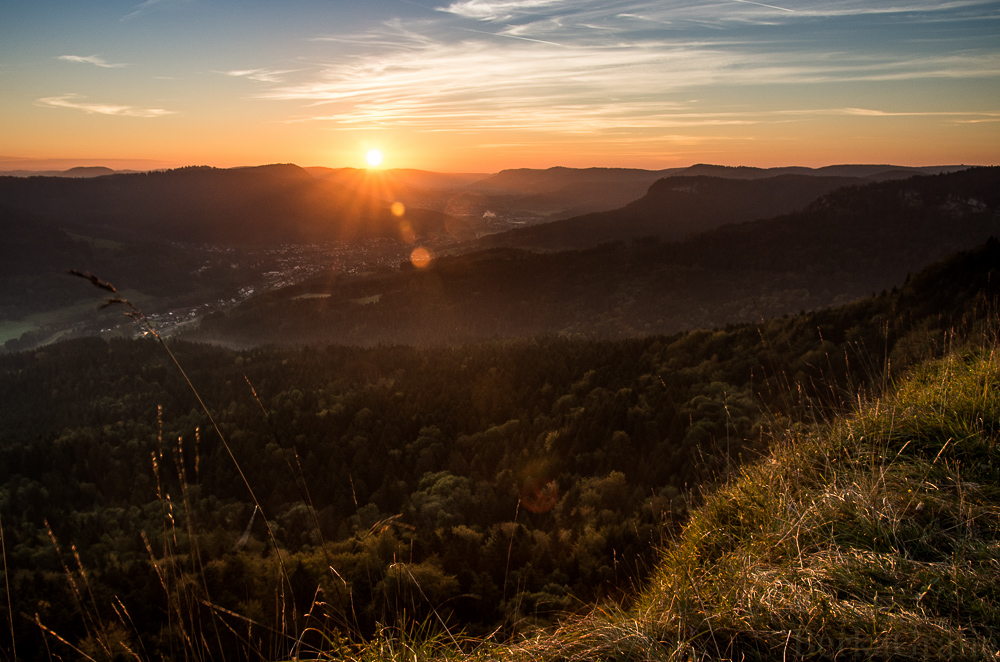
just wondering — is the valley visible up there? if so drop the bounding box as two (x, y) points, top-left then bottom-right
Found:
(2, 164), (993, 353)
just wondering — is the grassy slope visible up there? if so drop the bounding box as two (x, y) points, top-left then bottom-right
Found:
(342, 346), (1000, 661)
(508, 348), (1000, 662)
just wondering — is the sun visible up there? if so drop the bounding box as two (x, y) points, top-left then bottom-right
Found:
(366, 149), (383, 168)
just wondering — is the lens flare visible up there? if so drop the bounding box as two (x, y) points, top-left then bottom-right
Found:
(399, 220), (416, 244)
(520, 477), (559, 514)
(410, 246), (431, 269)
(391, 201), (405, 217)
(366, 149), (383, 167)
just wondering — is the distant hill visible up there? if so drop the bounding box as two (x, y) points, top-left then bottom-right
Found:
(309, 166), (682, 226)
(475, 174), (863, 250)
(1, 163), (967, 240)
(305, 167), (495, 225)
(0, 164), (466, 245)
(305, 166), (489, 191)
(305, 165), (961, 231)
(192, 167), (1000, 347)
(465, 166), (681, 194)
(0, 166), (121, 178)
(61, 166), (118, 177)
(423, 164), (971, 233)
(454, 166), (682, 223)
(471, 165), (975, 251)
(674, 163), (966, 180)
(0, 202), (272, 329)
(463, 163), (964, 194)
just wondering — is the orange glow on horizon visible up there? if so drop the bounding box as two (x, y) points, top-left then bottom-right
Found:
(4, 105), (998, 174)
(4, 116), (998, 175)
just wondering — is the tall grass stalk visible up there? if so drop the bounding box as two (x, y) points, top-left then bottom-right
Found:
(68, 272), (294, 603)
(0, 513), (15, 661)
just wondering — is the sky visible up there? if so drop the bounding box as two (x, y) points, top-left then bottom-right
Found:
(1, 0), (998, 172)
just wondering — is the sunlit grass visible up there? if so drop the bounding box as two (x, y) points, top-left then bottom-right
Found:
(628, 346), (1000, 661)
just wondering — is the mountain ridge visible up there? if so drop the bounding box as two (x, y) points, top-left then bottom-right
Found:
(0, 163), (466, 245)
(474, 173), (862, 250)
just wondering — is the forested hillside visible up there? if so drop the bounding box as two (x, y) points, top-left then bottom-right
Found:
(1, 238), (996, 659)
(443, 163), (964, 235)
(0, 205), (261, 319)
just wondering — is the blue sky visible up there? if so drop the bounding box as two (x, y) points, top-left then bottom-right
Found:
(1, 0), (998, 170)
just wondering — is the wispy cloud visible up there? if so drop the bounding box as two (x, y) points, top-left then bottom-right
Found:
(438, 0), (565, 21)
(454, 26), (565, 46)
(262, 39), (714, 130)
(36, 94), (175, 118)
(772, 106), (1000, 115)
(728, 0), (795, 12)
(57, 55), (129, 68)
(121, 0), (188, 21)
(259, 21), (999, 132)
(767, 0), (1000, 19)
(839, 107), (979, 117)
(436, 0), (1000, 29)
(214, 68), (295, 83)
